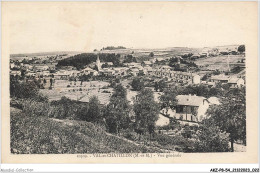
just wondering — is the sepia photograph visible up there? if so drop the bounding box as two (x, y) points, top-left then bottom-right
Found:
(1, 1), (258, 164)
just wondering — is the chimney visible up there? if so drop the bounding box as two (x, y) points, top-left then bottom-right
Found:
(187, 94), (191, 101)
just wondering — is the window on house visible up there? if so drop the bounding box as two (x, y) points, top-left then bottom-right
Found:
(186, 106), (191, 114)
(176, 106), (184, 113)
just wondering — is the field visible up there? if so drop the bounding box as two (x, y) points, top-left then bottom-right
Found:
(101, 47), (201, 62)
(40, 80), (112, 104)
(194, 55), (245, 72)
(11, 107), (158, 154)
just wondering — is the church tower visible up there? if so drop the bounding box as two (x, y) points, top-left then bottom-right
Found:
(96, 53), (101, 71)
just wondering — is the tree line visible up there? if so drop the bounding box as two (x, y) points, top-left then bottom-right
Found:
(57, 53), (122, 70)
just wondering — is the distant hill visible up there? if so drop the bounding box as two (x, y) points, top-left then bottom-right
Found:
(10, 51), (84, 60)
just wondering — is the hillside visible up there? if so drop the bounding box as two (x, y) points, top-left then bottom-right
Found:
(10, 51), (83, 58)
(10, 107), (158, 154)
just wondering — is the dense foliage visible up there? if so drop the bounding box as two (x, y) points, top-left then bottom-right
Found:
(133, 88), (160, 135)
(131, 77), (144, 91)
(123, 55), (137, 63)
(206, 87), (246, 151)
(105, 84), (131, 134)
(57, 53), (121, 70)
(154, 80), (167, 92)
(101, 46), (126, 50)
(238, 45), (245, 53)
(179, 84), (224, 98)
(194, 119), (230, 152)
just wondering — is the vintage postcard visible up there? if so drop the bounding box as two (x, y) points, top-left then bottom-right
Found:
(1, 2), (258, 164)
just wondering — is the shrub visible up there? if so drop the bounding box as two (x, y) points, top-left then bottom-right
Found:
(193, 123), (230, 152)
(122, 130), (139, 141)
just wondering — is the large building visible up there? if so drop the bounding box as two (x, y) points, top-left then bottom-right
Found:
(149, 67), (201, 84)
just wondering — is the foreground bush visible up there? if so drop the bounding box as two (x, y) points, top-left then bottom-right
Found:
(193, 120), (230, 152)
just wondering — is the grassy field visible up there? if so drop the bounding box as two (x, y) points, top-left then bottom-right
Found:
(194, 55), (245, 71)
(40, 80), (112, 104)
(10, 107), (158, 154)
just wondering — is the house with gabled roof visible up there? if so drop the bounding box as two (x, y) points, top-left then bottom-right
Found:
(175, 94), (209, 122)
(157, 94), (220, 125)
(228, 77), (245, 88)
(210, 74), (229, 83)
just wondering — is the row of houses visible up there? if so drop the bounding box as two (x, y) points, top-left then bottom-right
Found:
(147, 66), (201, 84)
(203, 74), (245, 88)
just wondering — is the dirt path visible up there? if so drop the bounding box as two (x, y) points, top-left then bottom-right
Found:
(51, 118), (179, 153)
(104, 131), (178, 153)
(229, 142), (246, 152)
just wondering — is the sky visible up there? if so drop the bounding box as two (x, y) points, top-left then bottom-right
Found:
(4, 2), (257, 54)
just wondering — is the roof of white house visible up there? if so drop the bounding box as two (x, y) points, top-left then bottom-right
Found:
(192, 53), (200, 57)
(113, 67), (128, 71)
(211, 74), (229, 81)
(218, 47), (229, 52)
(124, 62), (141, 66)
(144, 66), (153, 71)
(228, 77), (243, 84)
(176, 95), (206, 107)
(10, 70), (21, 74)
(54, 71), (70, 76)
(100, 68), (114, 73)
(169, 71), (199, 77)
(107, 62), (113, 65)
(143, 61), (152, 65)
(130, 68), (140, 72)
(207, 81), (216, 86)
(156, 58), (165, 62)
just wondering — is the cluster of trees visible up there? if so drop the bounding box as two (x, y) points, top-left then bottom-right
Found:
(194, 119), (230, 152)
(205, 88), (246, 151)
(169, 57), (198, 69)
(168, 57), (179, 66)
(178, 84), (224, 98)
(181, 53), (193, 59)
(131, 78), (145, 91)
(154, 80), (167, 92)
(57, 53), (122, 70)
(101, 46), (126, 50)
(105, 84), (131, 134)
(123, 55), (137, 63)
(10, 76), (47, 101)
(104, 84), (159, 137)
(238, 45), (245, 53)
(231, 66), (243, 74)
